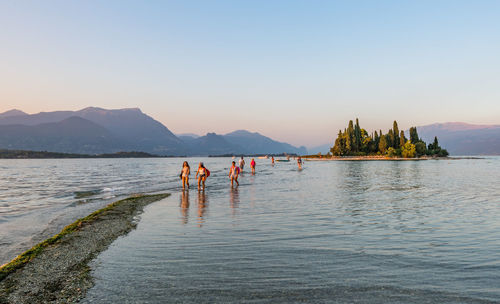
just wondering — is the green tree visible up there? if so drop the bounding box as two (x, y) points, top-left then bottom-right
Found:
(399, 130), (406, 148)
(401, 140), (416, 158)
(331, 130), (347, 156)
(387, 129), (394, 148)
(409, 127), (420, 144)
(386, 147), (397, 157)
(428, 136), (439, 150)
(438, 149), (449, 157)
(354, 118), (362, 152)
(379, 135), (388, 154)
(393, 121), (400, 149)
(415, 141), (427, 156)
(346, 121), (354, 154)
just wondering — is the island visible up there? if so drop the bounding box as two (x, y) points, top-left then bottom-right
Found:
(304, 119), (449, 159)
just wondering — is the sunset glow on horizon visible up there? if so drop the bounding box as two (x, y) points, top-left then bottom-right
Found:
(1, 1), (499, 147)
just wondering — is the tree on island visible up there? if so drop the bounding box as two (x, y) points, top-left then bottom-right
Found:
(330, 118), (448, 158)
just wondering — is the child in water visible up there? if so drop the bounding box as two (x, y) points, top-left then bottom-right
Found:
(195, 162), (208, 190)
(250, 158), (256, 174)
(297, 156), (303, 170)
(181, 161), (190, 189)
(229, 161), (240, 187)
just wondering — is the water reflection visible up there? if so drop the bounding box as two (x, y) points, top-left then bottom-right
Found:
(180, 190), (190, 225)
(197, 190), (207, 227)
(230, 187), (240, 214)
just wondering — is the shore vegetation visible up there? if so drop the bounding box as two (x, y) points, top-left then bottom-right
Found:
(330, 119), (448, 158)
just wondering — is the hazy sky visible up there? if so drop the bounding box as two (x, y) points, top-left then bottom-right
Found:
(1, 1), (499, 147)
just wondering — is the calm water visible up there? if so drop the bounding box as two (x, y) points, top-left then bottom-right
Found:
(2, 158), (500, 303)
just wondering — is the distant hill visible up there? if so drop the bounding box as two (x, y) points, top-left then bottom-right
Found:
(0, 149), (162, 159)
(308, 143), (333, 155)
(176, 133), (201, 143)
(416, 122), (500, 155)
(0, 109), (27, 118)
(223, 130), (307, 155)
(186, 133), (243, 156)
(0, 107), (186, 155)
(0, 107), (307, 156)
(0, 117), (127, 154)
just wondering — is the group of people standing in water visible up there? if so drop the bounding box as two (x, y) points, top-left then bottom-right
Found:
(180, 156), (303, 190)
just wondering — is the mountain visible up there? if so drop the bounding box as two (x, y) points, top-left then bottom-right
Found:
(0, 107), (308, 156)
(308, 143), (333, 155)
(223, 130), (307, 155)
(0, 109), (28, 118)
(0, 107), (186, 155)
(176, 133), (200, 143)
(176, 133), (200, 139)
(416, 122), (500, 155)
(186, 133), (243, 156)
(0, 117), (127, 154)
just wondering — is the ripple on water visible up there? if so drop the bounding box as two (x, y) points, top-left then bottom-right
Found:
(1, 158), (500, 302)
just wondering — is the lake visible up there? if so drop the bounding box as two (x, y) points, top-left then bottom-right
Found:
(1, 157), (500, 302)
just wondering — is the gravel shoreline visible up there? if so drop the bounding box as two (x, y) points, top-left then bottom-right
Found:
(0, 193), (169, 304)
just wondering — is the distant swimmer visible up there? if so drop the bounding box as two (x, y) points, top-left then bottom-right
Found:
(180, 161), (190, 189)
(229, 161), (240, 187)
(195, 162), (209, 191)
(239, 156), (245, 171)
(297, 156), (303, 170)
(251, 158), (256, 174)
(271, 156), (275, 165)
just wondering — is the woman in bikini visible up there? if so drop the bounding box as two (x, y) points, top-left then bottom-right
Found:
(181, 161), (190, 189)
(195, 162), (207, 190)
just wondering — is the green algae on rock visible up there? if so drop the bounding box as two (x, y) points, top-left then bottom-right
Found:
(0, 193), (169, 304)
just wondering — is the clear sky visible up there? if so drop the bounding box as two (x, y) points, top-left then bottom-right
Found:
(1, 1), (499, 147)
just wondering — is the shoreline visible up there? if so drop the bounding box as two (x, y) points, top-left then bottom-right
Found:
(302, 156), (483, 161)
(0, 193), (169, 304)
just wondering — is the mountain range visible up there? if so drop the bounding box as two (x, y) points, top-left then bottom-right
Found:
(309, 122), (500, 156)
(0, 107), (306, 156)
(416, 122), (500, 155)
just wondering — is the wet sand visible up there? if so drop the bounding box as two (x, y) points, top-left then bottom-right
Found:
(0, 193), (169, 304)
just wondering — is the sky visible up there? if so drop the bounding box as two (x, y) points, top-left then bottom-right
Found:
(1, 0), (499, 147)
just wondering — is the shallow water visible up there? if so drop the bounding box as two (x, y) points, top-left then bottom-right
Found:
(0, 158), (187, 265)
(1, 157), (499, 302)
(72, 157), (500, 303)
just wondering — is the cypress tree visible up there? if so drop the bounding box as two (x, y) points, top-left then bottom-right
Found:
(387, 129), (394, 148)
(347, 121), (354, 154)
(393, 121), (400, 149)
(399, 130), (406, 148)
(374, 131), (380, 152)
(354, 118), (361, 152)
(433, 136), (439, 149)
(409, 127), (419, 144)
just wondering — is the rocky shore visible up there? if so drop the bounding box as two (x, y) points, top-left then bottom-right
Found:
(0, 193), (169, 304)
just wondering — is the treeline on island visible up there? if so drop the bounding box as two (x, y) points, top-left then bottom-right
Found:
(330, 119), (448, 158)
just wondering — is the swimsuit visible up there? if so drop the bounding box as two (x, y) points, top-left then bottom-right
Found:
(198, 168), (206, 178)
(230, 167), (239, 179)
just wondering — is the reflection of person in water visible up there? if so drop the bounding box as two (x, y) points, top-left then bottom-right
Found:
(180, 190), (190, 224)
(230, 187), (240, 210)
(197, 190), (207, 227)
